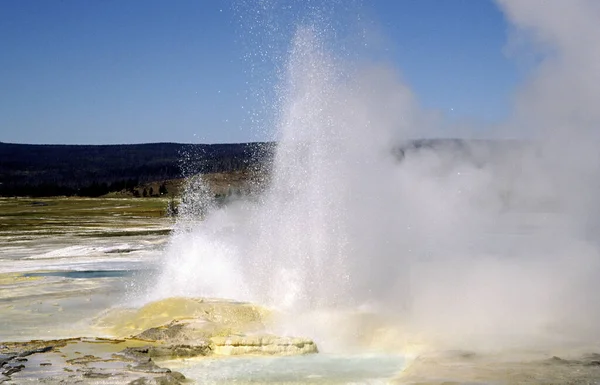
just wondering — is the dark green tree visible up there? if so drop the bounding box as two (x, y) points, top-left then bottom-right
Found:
(159, 182), (168, 195)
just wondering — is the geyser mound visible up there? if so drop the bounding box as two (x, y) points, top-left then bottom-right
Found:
(148, 4), (600, 353)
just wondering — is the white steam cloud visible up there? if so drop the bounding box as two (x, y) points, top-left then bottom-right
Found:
(149, 1), (600, 353)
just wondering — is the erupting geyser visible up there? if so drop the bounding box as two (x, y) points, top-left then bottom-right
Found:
(150, 0), (600, 353)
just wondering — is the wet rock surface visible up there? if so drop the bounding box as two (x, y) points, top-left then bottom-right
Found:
(0, 338), (187, 384)
(122, 343), (211, 359)
(0, 298), (319, 383)
(99, 297), (270, 339)
(100, 297), (319, 357)
(210, 335), (318, 356)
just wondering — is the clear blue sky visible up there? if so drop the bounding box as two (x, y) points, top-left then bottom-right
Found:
(0, 0), (517, 144)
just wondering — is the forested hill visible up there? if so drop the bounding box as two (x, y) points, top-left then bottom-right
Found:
(0, 139), (519, 197)
(0, 142), (274, 197)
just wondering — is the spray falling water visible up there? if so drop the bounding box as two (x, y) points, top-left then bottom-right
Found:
(150, 1), (600, 352)
(151, 22), (417, 310)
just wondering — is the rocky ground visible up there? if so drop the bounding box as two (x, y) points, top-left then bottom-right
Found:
(0, 298), (318, 384)
(393, 349), (600, 384)
(3, 297), (600, 384)
(1, 337), (186, 384)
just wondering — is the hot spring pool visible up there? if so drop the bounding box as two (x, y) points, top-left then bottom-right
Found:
(164, 353), (407, 384)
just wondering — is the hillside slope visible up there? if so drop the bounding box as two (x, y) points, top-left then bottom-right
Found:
(0, 139), (519, 197)
(0, 142), (273, 197)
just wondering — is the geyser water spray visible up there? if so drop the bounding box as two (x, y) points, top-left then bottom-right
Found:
(150, 0), (600, 352)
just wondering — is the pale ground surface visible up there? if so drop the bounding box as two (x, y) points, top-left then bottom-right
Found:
(0, 198), (169, 342)
(1, 198), (600, 384)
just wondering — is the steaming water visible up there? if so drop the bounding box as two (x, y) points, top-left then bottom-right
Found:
(147, 0), (600, 382)
(167, 354), (406, 384)
(153, 22), (600, 349)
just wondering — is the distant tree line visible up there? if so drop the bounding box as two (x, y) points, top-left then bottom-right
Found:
(0, 142), (274, 197)
(0, 139), (518, 198)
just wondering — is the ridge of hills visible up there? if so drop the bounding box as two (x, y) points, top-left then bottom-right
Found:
(0, 139), (518, 198)
(0, 141), (274, 197)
